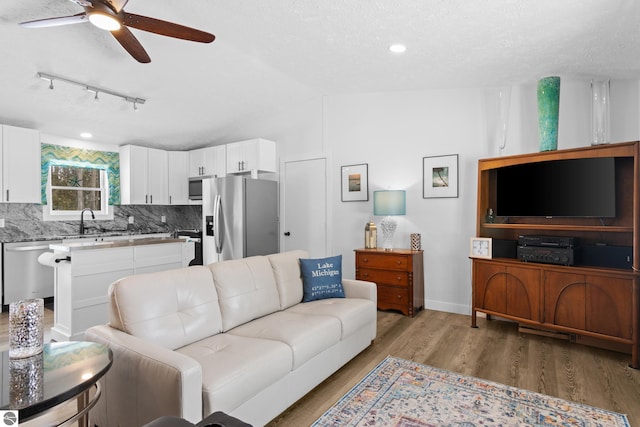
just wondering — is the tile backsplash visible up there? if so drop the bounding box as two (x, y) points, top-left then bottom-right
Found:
(0, 203), (202, 242)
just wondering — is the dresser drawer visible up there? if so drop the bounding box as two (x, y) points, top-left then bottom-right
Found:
(377, 285), (409, 306)
(356, 253), (408, 271)
(358, 268), (409, 286)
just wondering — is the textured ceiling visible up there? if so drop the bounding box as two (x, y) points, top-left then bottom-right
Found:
(0, 0), (639, 150)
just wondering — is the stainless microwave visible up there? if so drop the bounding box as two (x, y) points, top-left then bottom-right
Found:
(188, 177), (203, 200)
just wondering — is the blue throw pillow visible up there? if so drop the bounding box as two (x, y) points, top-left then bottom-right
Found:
(300, 255), (345, 302)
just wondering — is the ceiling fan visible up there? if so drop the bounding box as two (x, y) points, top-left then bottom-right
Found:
(19, 0), (215, 63)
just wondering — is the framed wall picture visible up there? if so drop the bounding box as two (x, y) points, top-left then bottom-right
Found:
(423, 154), (459, 198)
(341, 164), (369, 202)
(470, 237), (492, 259)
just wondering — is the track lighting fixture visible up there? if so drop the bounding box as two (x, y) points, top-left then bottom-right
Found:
(41, 73), (54, 89)
(37, 72), (146, 110)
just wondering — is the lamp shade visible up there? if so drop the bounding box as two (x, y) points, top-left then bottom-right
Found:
(373, 190), (406, 216)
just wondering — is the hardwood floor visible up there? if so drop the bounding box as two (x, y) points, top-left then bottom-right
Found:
(3, 307), (638, 426)
(267, 309), (640, 426)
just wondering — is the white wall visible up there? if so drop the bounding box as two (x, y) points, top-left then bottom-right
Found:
(323, 89), (488, 314)
(241, 77), (640, 315)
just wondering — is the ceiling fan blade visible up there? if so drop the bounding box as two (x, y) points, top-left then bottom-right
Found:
(19, 13), (88, 28)
(103, 0), (129, 13)
(123, 13), (215, 43)
(111, 26), (151, 63)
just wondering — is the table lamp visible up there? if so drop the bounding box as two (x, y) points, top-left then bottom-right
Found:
(373, 190), (406, 250)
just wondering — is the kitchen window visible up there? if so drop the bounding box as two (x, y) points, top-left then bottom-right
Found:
(43, 164), (113, 221)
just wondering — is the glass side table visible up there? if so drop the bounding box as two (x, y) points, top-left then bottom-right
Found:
(0, 341), (112, 426)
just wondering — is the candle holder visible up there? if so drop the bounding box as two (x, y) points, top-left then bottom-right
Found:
(10, 352), (44, 408)
(410, 233), (421, 251)
(9, 298), (44, 359)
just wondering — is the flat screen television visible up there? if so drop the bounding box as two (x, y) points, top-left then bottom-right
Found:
(496, 157), (616, 218)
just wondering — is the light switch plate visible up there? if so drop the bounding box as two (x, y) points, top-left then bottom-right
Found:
(0, 218), (4, 228)
(128, 216), (134, 224)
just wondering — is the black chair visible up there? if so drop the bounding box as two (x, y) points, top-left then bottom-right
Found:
(142, 411), (252, 427)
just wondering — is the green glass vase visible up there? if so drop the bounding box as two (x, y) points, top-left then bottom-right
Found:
(537, 76), (560, 151)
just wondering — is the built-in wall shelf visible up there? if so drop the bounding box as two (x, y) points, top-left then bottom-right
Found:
(483, 223), (633, 233)
(472, 141), (640, 369)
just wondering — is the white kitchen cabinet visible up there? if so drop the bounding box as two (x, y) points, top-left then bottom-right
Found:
(189, 145), (225, 178)
(168, 151), (189, 205)
(120, 145), (169, 205)
(1, 125), (41, 203)
(226, 138), (276, 174)
(49, 239), (194, 341)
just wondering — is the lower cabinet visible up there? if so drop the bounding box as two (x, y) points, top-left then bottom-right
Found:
(472, 258), (638, 367)
(544, 270), (633, 340)
(473, 261), (541, 322)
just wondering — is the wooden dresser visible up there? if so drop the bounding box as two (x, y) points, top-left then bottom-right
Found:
(355, 248), (424, 317)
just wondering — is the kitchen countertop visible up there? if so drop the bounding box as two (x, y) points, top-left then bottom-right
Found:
(0, 230), (184, 244)
(50, 236), (189, 252)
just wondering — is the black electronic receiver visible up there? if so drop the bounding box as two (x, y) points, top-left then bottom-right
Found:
(517, 245), (574, 266)
(517, 235), (576, 248)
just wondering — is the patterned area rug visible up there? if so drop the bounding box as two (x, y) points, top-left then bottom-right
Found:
(312, 356), (629, 427)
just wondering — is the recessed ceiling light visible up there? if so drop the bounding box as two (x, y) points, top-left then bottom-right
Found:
(389, 44), (407, 54)
(80, 132), (92, 138)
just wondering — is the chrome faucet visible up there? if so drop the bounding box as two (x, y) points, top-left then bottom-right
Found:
(80, 208), (95, 235)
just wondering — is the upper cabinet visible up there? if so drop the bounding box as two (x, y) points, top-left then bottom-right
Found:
(226, 138), (276, 174)
(1, 125), (41, 203)
(120, 145), (169, 205)
(189, 145), (225, 178)
(168, 151), (189, 205)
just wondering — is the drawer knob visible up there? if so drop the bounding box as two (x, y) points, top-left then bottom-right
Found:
(397, 295), (402, 299)
(363, 273), (369, 277)
(396, 261), (401, 265)
(396, 276), (402, 281)
(363, 258), (369, 262)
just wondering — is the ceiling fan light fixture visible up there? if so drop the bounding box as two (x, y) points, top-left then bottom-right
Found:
(88, 12), (121, 31)
(389, 43), (407, 54)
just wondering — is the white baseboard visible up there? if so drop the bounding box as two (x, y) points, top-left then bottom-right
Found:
(425, 299), (470, 316)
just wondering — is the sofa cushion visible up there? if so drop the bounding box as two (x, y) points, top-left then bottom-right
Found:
(227, 311), (341, 369)
(300, 255), (345, 302)
(286, 298), (375, 339)
(109, 266), (221, 350)
(208, 255), (281, 331)
(177, 333), (292, 415)
(267, 250), (308, 309)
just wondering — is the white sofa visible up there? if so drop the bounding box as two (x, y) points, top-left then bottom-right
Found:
(85, 250), (377, 427)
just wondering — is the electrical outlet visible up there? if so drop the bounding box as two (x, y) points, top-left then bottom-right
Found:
(161, 215), (166, 223)
(0, 218), (4, 228)
(128, 216), (134, 224)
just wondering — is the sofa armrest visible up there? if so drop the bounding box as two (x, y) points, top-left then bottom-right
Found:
(85, 325), (203, 426)
(342, 278), (377, 306)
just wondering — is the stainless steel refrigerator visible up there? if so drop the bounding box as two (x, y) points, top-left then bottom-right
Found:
(202, 176), (278, 263)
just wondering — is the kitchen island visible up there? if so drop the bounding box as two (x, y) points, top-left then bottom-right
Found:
(45, 235), (194, 341)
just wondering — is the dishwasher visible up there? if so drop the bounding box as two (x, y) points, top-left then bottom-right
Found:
(2, 240), (61, 306)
